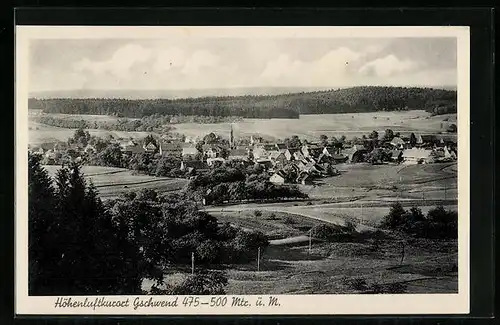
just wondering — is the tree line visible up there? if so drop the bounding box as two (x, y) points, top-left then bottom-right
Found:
(28, 86), (456, 118)
(29, 154), (269, 295)
(33, 113), (242, 133)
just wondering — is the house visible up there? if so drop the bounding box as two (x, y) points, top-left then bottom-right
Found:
(159, 142), (182, 158)
(402, 148), (433, 164)
(269, 151), (287, 166)
(182, 145), (199, 160)
(253, 144), (278, 160)
(202, 144), (223, 158)
(390, 137), (405, 149)
(121, 141), (145, 155)
(30, 142), (55, 155)
(269, 171), (287, 185)
(250, 135), (264, 145)
(293, 150), (306, 161)
(227, 148), (249, 162)
(207, 157), (226, 168)
(284, 148), (299, 161)
(389, 150), (403, 163)
(143, 141), (159, 153)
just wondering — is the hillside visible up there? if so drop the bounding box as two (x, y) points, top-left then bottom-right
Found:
(28, 86), (457, 119)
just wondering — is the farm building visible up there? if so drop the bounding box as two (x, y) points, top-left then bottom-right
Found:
(390, 137), (405, 149)
(269, 151), (288, 166)
(269, 171), (287, 185)
(227, 148), (249, 161)
(402, 148), (433, 164)
(121, 141), (145, 155)
(253, 144), (278, 159)
(159, 142), (182, 158)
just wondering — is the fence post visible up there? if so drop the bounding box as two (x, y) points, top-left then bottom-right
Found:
(191, 252), (194, 275)
(257, 247), (261, 272)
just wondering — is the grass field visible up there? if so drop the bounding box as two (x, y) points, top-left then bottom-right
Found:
(222, 237), (457, 294)
(143, 232), (458, 295)
(172, 110), (457, 141)
(29, 110), (457, 144)
(43, 165), (188, 199)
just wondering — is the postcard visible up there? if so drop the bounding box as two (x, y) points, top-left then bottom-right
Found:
(15, 25), (470, 315)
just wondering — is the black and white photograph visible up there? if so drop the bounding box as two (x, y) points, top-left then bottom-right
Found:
(15, 26), (470, 315)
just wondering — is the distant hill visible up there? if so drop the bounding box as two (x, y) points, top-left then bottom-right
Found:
(29, 86), (335, 100)
(28, 86), (457, 119)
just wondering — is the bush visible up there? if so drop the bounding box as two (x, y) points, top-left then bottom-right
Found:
(170, 270), (228, 295)
(311, 224), (347, 241)
(253, 210), (262, 217)
(386, 282), (407, 294)
(380, 203), (457, 239)
(349, 278), (368, 291)
(344, 220), (357, 233)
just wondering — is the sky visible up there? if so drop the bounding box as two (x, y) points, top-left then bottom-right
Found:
(29, 37), (457, 93)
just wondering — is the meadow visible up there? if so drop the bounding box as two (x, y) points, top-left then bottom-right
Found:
(29, 109), (457, 144)
(43, 165), (188, 199)
(171, 110), (457, 141)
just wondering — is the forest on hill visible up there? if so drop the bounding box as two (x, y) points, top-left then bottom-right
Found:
(28, 86), (457, 119)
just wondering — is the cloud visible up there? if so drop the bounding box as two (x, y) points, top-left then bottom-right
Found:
(260, 47), (362, 86)
(30, 38), (457, 92)
(74, 43), (153, 78)
(358, 55), (418, 77)
(181, 50), (220, 75)
(153, 47), (186, 71)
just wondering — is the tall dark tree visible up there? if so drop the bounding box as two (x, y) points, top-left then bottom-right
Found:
(29, 156), (142, 295)
(410, 133), (417, 147)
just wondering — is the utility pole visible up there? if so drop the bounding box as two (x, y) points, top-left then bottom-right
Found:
(309, 229), (312, 254)
(257, 247), (261, 272)
(444, 184), (447, 201)
(191, 252), (194, 275)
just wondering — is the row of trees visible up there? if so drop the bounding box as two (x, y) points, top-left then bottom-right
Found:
(380, 203), (458, 239)
(29, 86), (456, 118)
(34, 114), (242, 133)
(29, 154), (269, 295)
(187, 166), (308, 205)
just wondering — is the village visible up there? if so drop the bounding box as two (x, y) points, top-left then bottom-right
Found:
(29, 123), (458, 190)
